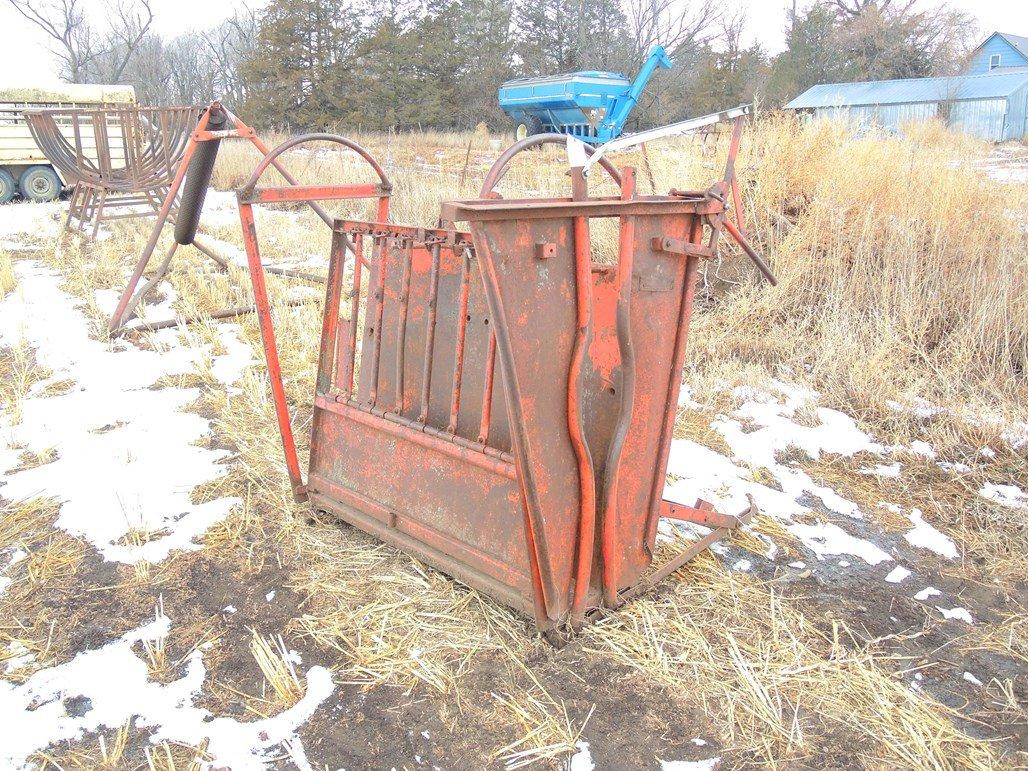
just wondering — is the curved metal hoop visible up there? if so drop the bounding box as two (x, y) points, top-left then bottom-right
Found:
(240, 132), (392, 193)
(479, 133), (622, 197)
(25, 106), (202, 192)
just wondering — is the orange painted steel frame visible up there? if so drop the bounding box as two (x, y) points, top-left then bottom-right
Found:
(249, 126), (768, 637)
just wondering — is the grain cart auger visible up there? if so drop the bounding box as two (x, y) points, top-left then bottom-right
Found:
(244, 123), (774, 639)
(106, 101), (390, 336)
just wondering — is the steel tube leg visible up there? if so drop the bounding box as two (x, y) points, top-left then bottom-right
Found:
(239, 202), (307, 502)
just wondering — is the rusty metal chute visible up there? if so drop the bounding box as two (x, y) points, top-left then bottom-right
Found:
(245, 121), (771, 637)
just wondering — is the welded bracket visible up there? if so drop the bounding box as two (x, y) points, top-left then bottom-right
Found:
(660, 498), (742, 530)
(651, 236), (716, 260)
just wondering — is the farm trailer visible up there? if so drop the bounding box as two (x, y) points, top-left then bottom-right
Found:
(498, 46), (673, 143)
(0, 84), (136, 203)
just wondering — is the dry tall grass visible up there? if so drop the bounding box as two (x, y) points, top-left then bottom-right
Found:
(684, 119), (1025, 439)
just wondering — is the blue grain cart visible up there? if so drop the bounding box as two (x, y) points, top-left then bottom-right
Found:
(498, 46), (673, 144)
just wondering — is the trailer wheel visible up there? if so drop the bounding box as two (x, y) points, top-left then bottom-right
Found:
(515, 116), (544, 140)
(19, 166), (62, 203)
(0, 169), (15, 204)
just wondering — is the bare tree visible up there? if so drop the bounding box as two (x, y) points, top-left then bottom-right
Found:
(5, 0), (153, 83)
(623, 0), (719, 64)
(6, 0), (92, 81)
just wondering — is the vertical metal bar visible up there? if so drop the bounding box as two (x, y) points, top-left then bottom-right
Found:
(477, 331), (497, 444)
(394, 237), (413, 413)
(239, 202), (306, 502)
(708, 116), (745, 254)
(91, 188), (106, 239)
(643, 215), (704, 551)
(599, 167), (637, 609)
(367, 235), (387, 406)
(159, 110), (171, 180)
(418, 242), (441, 423)
(340, 233), (364, 398)
(731, 175), (745, 233)
(317, 228), (347, 396)
(447, 247), (472, 433)
(71, 112), (82, 167)
(475, 240), (559, 623)
(568, 166), (598, 619)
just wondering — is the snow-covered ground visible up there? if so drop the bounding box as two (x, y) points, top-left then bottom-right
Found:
(0, 611), (333, 770)
(660, 380), (1005, 626)
(0, 203), (332, 768)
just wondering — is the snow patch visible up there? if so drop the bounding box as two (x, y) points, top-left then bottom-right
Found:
(963, 671), (983, 687)
(569, 741), (595, 770)
(914, 586), (941, 601)
(664, 382), (896, 568)
(979, 482), (1028, 510)
(0, 616), (334, 770)
(788, 522), (892, 565)
(884, 566), (911, 584)
(0, 263), (243, 563)
(0, 202), (62, 241)
(661, 759), (721, 771)
(903, 509), (958, 559)
(936, 606), (974, 624)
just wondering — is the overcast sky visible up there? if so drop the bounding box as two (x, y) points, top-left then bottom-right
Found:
(2, 0), (1026, 87)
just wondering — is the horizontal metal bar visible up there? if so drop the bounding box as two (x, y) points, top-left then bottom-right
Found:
(617, 500), (756, 605)
(335, 219), (472, 244)
(316, 394), (517, 479)
(583, 105), (751, 174)
(239, 183), (390, 204)
(442, 195), (723, 222)
(660, 498), (742, 529)
(651, 236), (716, 259)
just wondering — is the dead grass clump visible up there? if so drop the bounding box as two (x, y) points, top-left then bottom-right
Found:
(585, 552), (997, 768)
(962, 609), (1027, 666)
(490, 684), (592, 769)
(0, 249), (16, 296)
(292, 524), (525, 695)
(249, 629), (303, 707)
(144, 741), (210, 771)
(679, 116), (1027, 452)
(0, 340), (52, 425)
(673, 405), (734, 457)
(34, 722), (133, 770)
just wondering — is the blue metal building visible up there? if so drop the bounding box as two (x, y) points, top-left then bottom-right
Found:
(966, 32), (1028, 75)
(785, 63), (1028, 141)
